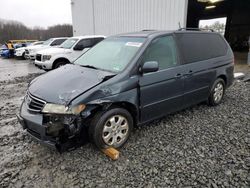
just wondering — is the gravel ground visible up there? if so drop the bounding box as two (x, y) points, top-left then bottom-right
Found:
(0, 72), (249, 188)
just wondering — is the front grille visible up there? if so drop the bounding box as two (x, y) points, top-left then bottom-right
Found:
(25, 49), (29, 54)
(36, 54), (42, 61)
(25, 93), (46, 113)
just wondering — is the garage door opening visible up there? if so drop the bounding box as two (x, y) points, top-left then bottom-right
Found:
(187, 0), (250, 65)
(199, 17), (227, 36)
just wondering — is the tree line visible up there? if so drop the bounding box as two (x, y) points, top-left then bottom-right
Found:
(0, 20), (73, 44)
(200, 21), (226, 35)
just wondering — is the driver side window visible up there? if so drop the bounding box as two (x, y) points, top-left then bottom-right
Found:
(143, 35), (177, 70)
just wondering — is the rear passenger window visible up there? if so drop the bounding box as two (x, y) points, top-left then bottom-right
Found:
(175, 33), (228, 64)
(51, 39), (66, 46)
(143, 36), (177, 70)
(79, 39), (92, 48)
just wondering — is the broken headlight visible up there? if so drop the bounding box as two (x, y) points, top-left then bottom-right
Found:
(42, 55), (51, 61)
(42, 104), (85, 115)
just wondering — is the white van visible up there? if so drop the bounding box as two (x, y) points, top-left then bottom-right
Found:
(34, 36), (105, 70)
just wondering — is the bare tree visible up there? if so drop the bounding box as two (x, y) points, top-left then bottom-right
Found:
(201, 21), (226, 35)
(0, 19), (73, 43)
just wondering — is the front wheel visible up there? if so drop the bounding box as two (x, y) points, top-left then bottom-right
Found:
(22, 52), (25, 60)
(88, 108), (133, 149)
(208, 78), (225, 106)
(54, 61), (67, 69)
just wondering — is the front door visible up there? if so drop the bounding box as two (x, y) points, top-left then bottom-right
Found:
(139, 35), (185, 123)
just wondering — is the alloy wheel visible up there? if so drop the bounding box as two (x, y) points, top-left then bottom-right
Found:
(102, 115), (129, 147)
(213, 82), (224, 103)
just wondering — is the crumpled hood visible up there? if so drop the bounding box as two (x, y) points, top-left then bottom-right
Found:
(29, 64), (114, 104)
(37, 47), (70, 55)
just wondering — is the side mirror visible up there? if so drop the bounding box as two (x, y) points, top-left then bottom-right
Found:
(141, 61), (159, 74)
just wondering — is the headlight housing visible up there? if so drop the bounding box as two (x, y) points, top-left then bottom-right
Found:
(42, 104), (86, 115)
(42, 55), (52, 61)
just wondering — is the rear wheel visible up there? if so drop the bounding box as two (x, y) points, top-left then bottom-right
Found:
(208, 78), (225, 106)
(88, 108), (133, 149)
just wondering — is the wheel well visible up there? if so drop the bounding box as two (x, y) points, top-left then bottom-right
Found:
(108, 102), (138, 125)
(217, 75), (227, 86)
(52, 58), (70, 69)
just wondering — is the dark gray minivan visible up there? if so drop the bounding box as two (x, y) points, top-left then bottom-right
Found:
(17, 30), (234, 151)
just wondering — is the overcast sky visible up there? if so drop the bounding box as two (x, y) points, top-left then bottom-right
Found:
(0, 0), (72, 28)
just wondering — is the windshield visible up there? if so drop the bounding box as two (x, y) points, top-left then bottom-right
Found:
(74, 37), (145, 73)
(60, 38), (78, 49)
(43, 38), (53, 45)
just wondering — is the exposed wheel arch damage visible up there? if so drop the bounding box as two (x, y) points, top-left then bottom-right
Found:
(82, 101), (139, 127)
(49, 86), (139, 151)
(81, 87), (139, 120)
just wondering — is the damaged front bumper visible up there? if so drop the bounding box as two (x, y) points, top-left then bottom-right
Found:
(17, 101), (89, 151)
(16, 113), (57, 149)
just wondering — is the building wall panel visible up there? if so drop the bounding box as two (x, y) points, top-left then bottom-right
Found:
(71, 0), (188, 36)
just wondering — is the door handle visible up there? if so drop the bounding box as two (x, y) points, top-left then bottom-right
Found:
(184, 70), (193, 76)
(175, 73), (182, 79)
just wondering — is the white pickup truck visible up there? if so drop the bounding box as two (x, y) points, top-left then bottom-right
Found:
(34, 35), (105, 70)
(25, 37), (67, 60)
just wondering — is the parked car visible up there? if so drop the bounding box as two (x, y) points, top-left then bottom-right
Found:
(25, 38), (67, 60)
(34, 36), (105, 70)
(0, 43), (15, 58)
(15, 41), (44, 59)
(0, 40), (39, 58)
(17, 30), (234, 151)
(0, 46), (10, 58)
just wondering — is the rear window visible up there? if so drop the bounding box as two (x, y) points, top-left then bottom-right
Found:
(175, 33), (228, 64)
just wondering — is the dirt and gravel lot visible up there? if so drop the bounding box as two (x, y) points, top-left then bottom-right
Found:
(0, 58), (249, 188)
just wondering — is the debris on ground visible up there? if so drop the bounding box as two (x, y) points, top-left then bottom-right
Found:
(102, 147), (120, 160)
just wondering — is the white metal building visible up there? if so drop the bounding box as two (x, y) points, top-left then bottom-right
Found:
(71, 0), (188, 36)
(71, 0), (250, 64)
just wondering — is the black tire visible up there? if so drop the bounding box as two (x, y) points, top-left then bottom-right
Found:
(208, 78), (225, 106)
(88, 108), (133, 149)
(54, 61), (67, 69)
(22, 52), (25, 60)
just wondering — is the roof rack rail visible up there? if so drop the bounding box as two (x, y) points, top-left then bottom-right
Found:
(178, 28), (214, 32)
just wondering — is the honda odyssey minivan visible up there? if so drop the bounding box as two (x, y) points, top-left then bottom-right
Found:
(17, 29), (234, 151)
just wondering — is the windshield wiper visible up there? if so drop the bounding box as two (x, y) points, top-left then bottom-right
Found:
(79, 65), (98, 70)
